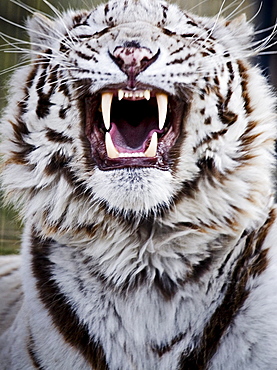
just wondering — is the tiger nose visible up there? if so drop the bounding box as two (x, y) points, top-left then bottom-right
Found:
(110, 46), (160, 84)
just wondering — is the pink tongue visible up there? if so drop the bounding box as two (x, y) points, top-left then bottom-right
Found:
(110, 122), (161, 153)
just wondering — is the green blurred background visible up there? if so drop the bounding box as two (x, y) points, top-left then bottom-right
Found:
(0, 0), (276, 254)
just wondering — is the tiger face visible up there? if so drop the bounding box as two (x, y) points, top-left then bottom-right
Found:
(1, 0), (275, 237)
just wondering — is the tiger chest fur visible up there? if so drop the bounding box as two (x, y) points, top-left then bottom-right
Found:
(1, 0), (277, 369)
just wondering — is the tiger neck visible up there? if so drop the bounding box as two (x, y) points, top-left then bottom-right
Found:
(26, 219), (248, 301)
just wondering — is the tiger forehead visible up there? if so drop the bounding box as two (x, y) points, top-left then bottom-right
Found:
(71, 18), (203, 53)
(82, 1), (203, 37)
(95, 0), (174, 26)
(98, 21), (162, 41)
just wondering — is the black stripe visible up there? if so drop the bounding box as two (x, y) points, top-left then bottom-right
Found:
(237, 60), (253, 115)
(93, 27), (111, 38)
(178, 211), (274, 369)
(152, 332), (186, 357)
(9, 117), (36, 166)
(27, 329), (45, 370)
(59, 105), (71, 119)
(75, 34), (94, 39)
(104, 3), (109, 16)
(76, 50), (93, 61)
(36, 62), (58, 119)
(30, 231), (109, 370)
(9, 63), (40, 165)
(187, 20), (198, 27)
(181, 33), (197, 38)
(166, 58), (187, 65)
(45, 128), (73, 144)
(173, 152), (225, 204)
(58, 78), (71, 97)
(215, 61), (238, 127)
(72, 13), (87, 26)
(170, 46), (185, 56)
(15, 61), (41, 115)
(162, 28), (176, 36)
(86, 44), (100, 54)
(44, 152), (70, 176)
(193, 129), (228, 153)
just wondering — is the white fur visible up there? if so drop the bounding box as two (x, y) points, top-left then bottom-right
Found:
(0, 0), (277, 369)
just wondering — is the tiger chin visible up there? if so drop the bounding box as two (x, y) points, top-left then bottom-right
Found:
(1, 0), (277, 369)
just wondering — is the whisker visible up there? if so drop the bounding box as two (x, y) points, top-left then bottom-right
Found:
(246, 2), (263, 24)
(254, 23), (277, 53)
(0, 16), (65, 49)
(0, 2), (78, 54)
(42, 0), (75, 45)
(254, 25), (277, 35)
(0, 16), (30, 33)
(258, 50), (277, 55)
(187, 0), (209, 13)
(0, 64), (28, 77)
(222, 0), (251, 21)
(0, 28), (79, 71)
(9, 0), (56, 21)
(189, 0), (231, 50)
(209, 0), (227, 34)
(193, 0), (228, 50)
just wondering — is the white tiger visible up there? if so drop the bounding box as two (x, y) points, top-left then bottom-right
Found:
(0, 0), (277, 369)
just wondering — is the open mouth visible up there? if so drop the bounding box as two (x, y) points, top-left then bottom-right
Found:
(85, 86), (186, 170)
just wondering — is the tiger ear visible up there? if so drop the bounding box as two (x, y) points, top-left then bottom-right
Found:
(224, 13), (254, 44)
(26, 13), (56, 52)
(226, 13), (247, 28)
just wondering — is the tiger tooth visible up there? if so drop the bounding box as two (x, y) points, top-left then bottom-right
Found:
(105, 132), (119, 159)
(101, 92), (113, 130)
(119, 152), (145, 158)
(118, 90), (124, 100)
(144, 132), (158, 158)
(156, 93), (168, 130)
(144, 90), (151, 100)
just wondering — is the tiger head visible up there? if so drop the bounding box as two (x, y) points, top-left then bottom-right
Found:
(1, 0), (276, 239)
